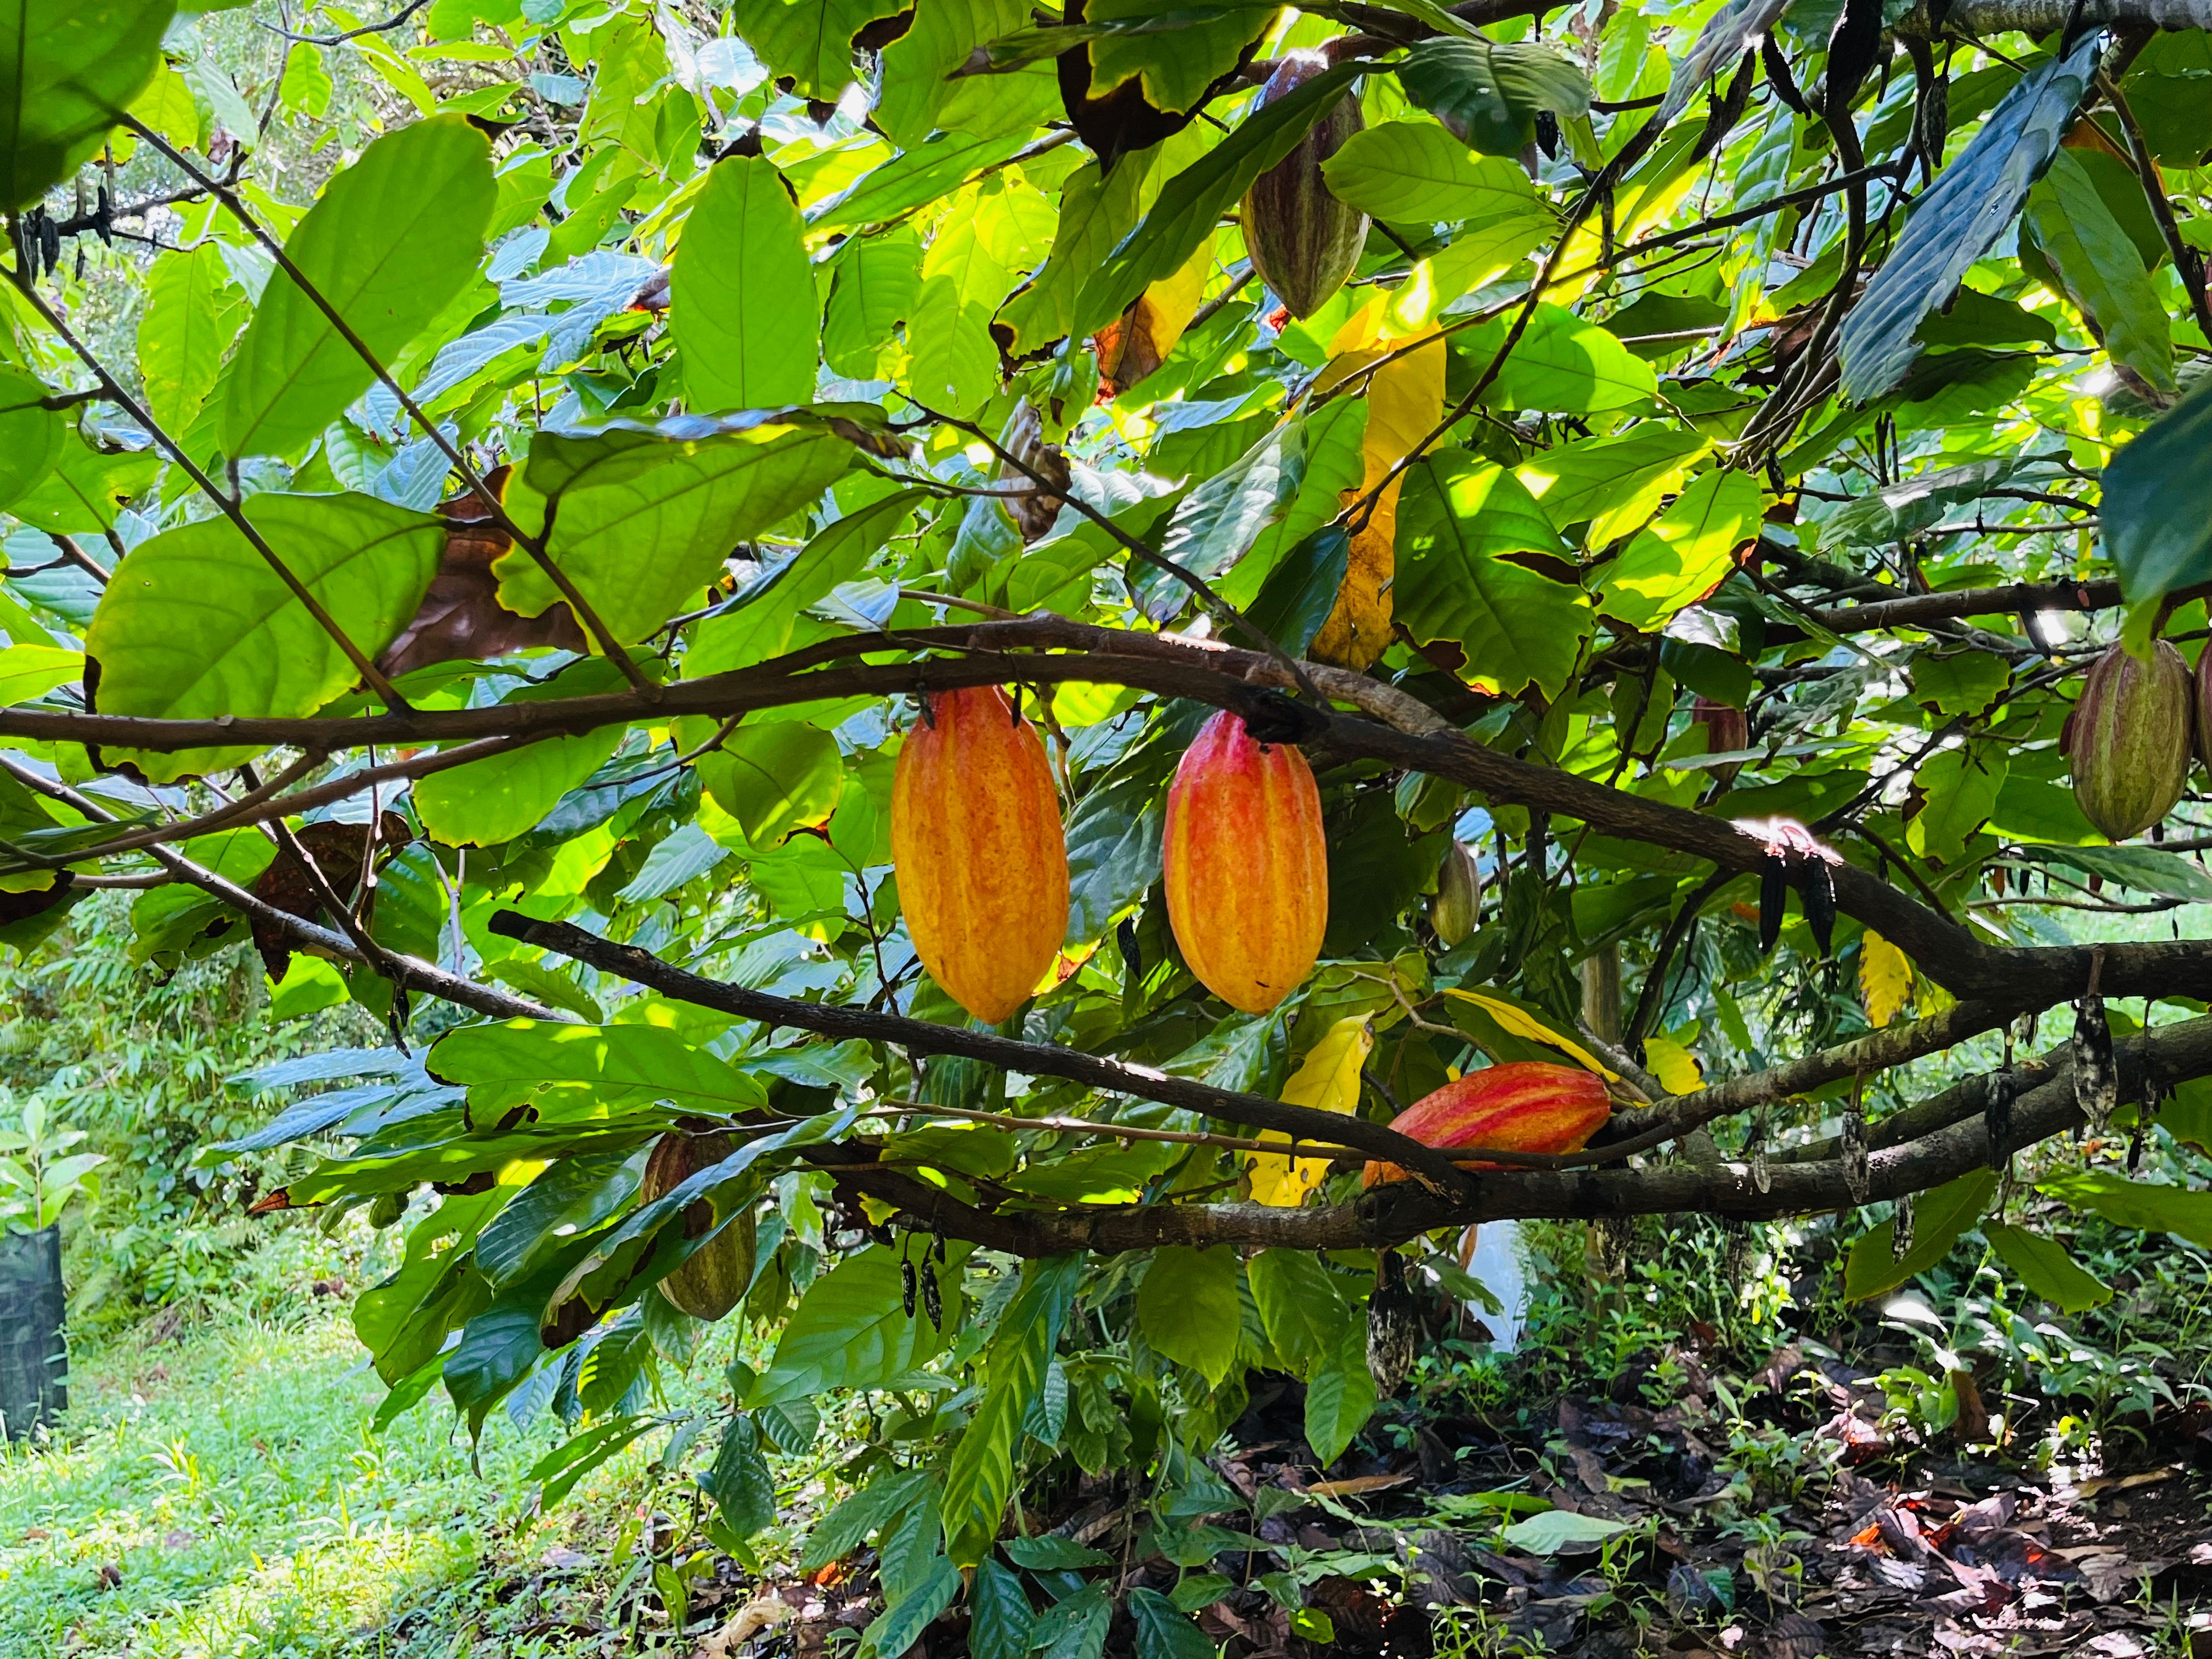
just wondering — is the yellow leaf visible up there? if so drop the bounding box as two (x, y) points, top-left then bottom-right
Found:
(1246, 1015), (1372, 1206)
(1441, 988), (1619, 1080)
(1311, 330), (1443, 670)
(1643, 1035), (1703, 1095)
(1860, 930), (1914, 1028)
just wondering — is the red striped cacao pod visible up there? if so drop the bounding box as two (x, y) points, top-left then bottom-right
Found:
(2064, 641), (2191, 843)
(1362, 1061), (1612, 1186)
(891, 685), (1070, 1024)
(1692, 697), (1748, 787)
(1239, 52), (1368, 320)
(1164, 710), (1328, 1015)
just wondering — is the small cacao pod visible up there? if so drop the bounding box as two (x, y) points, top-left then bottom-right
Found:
(1430, 839), (1483, 946)
(1164, 709), (1329, 1014)
(1692, 697), (1748, 787)
(891, 685), (1070, 1024)
(642, 1131), (758, 1322)
(1239, 52), (1368, 320)
(1362, 1061), (1612, 1186)
(2064, 641), (2191, 842)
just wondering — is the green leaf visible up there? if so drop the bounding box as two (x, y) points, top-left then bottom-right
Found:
(426, 1019), (770, 1119)
(1843, 1169), (1997, 1301)
(1074, 61), (1364, 338)
(2044, 1170), (2212, 1247)
(1391, 449), (1590, 699)
(688, 489), (923, 678)
(443, 1293), (548, 1431)
(1984, 1222), (2113, 1313)
(1137, 421), (1305, 620)
(942, 1254), (1082, 1567)
(1515, 424), (1708, 545)
(10, 426), (160, 534)
(0, 643), (82, 706)
(1906, 746), (2006, 865)
(876, 0), (1028, 144)
(823, 230), (924, 376)
(756, 1242), (968, 1404)
(802, 1469), (935, 1571)
(0, 0), (176, 210)
(1248, 1248), (1353, 1380)
(1136, 1245), (1242, 1385)
(1064, 769), (1165, 944)
(0, 368), (62, 515)
(225, 114), (495, 458)
(414, 658), (633, 848)
(814, 129), (1035, 232)
(2104, 377), (2212, 605)
(1030, 1582), (1111, 1659)
(731, 0), (909, 98)
(1002, 1533), (1112, 1569)
(968, 1559), (1037, 1659)
(864, 1553), (960, 1658)
(1244, 525), (1352, 658)
(1594, 468), (1762, 633)
(1450, 302), (1656, 413)
(1396, 36), (1592, 154)
(500, 422), (857, 644)
(1128, 1589), (1215, 1659)
(1302, 1319), (1376, 1465)
(1820, 456), (2044, 549)
(1500, 1509), (1634, 1555)
(2011, 842), (2212, 902)
(1084, 0), (1275, 117)
(701, 1412), (777, 1538)
(475, 1152), (641, 1288)
(2024, 150), (2173, 398)
(674, 157), (820, 412)
(139, 244), (246, 441)
(85, 491), (445, 783)
(1910, 651), (2011, 718)
(528, 1414), (657, 1510)
(697, 721), (844, 845)
(1838, 36), (2098, 402)
(1322, 119), (1556, 223)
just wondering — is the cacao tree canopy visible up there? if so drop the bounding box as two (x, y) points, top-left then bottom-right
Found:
(9, 0), (2212, 1595)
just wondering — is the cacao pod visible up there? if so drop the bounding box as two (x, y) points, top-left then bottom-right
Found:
(890, 685), (1070, 1024)
(1692, 697), (1748, 787)
(1239, 52), (1368, 320)
(2195, 640), (2212, 774)
(1362, 1061), (1611, 1186)
(1430, 839), (1483, 946)
(1164, 710), (1328, 1014)
(2064, 641), (2191, 842)
(642, 1130), (758, 1322)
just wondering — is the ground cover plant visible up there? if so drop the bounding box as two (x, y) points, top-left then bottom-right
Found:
(4, 0), (2212, 1652)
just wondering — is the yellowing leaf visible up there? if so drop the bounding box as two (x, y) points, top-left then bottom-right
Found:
(1860, 931), (1914, 1027)
(1643, 1035), (1703, 1095)
(1311, 330), (1443, 670)
(1246, 1014), (1372, 1206)
(1441, 988), (1618, 1080)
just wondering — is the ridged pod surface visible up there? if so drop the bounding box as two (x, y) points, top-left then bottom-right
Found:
(2195, 644), (2212, 775)
(641, 1131), (757, 1321)
(1164, 710), (1328, 1014)
(1239, 52), (1368, 319)
(891, 685), (1069, 1024)
(1430, 839), (1483, 946)
(1362, 1062), (1612, 1186)
(2066, 641), (2191, 842)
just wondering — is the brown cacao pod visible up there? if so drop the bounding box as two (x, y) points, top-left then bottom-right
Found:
(1164, 710), (1329, 1015)
(2194, 642), (2212, 775)
(1239, 52), (1368, 320)
(2064, 641), (2191, 842)
(1362, 1062), (1611, 1186)
(1430, 839), (1483, 946)
(890, 685), (1070, 1024)
(1692, 697), (1748, 787)
(641, 1130), (757, 1322)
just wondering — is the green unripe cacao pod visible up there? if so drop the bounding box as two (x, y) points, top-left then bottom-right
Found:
(1430, 839), (1483, 946)
(642, 1131), (757, 1322)
(2066, 641), (2191, 842)
(1239, 52), (1368, 320)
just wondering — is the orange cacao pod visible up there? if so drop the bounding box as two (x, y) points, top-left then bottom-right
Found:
(891, 685), (1069, 1024)
(1362, 1061), (1611, 1187)
(1163, 710), (1328, 1014)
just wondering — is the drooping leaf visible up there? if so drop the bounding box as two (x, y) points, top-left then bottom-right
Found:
(1984, 1222), (2113, 1313)
(1843, 1169), (1997, 1301)
(673, 156), (820, 412)
(1135, 1245), (1242, 1383)
(0, 0), (176, 210)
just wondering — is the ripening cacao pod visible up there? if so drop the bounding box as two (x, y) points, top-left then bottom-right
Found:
(641, 1130), (758, 1322)
(1362, 1061), (1612, 1186)
(2063, 641), (2191, 842)
(2194, 642), (2212, 775)
(1164, 710), (1328, 1014)
(1692, 697), (1749, 787)
(1239, 52), (1368, 320)
(891, 685), (1070, 1024)
(1430, 839), (1483, 946)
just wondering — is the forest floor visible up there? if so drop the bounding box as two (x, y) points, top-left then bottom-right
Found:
(4, 1222), (2212, 1659)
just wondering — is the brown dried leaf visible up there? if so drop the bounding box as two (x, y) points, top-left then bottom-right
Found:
(376, 471), (588, 676)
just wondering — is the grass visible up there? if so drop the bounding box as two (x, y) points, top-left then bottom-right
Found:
(0, 1224), (718, 1659)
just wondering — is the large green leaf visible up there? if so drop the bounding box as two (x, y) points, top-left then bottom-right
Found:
(1984, 1222), (2113, 1313)
(1248, 1248), (1353, 1379)
(1450, 302), (1656, 413)
(1396, 36), (1592, 154)
(686, 490), (922, 678)
(942, 1253), (1082, 1567)
(0, 368), (61, 514)
(84, 490), (444, 782)
(1084, 0), (1274, 117)
(1322, 119), (1555, 223)
(673, 156), (819, 412)
(697, 720), (845, 845)
(1136, 1245), (1242, 1385)
(425, 1019), (770, 1118)
(2023, 150), (2173, 399)
(1595, 467), (1762, 633)
(1073, 60), (1364, 338)
(1137, 420), (1305, 620)
(224, 114), (496, 458)
(499, 422), (857, 644)
(2103, 377), (2212, 603)
(1391, 449), (1590, 699)
(876, 0), (1028, 144)
(139, 244), (248, 442)
(1064, 770), (1165, 944)
(2044, 1170), (2212, 1247)
(755, 1242), (969, 1404)
(1516, 425), (1708, 545)
(729, 0), (909, 98)
(1843, 1169), (1997, 1301)
(414, 658), (633, 848)
(0, 0), (175, 210)
(1302, 1319), (1376, 1465)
